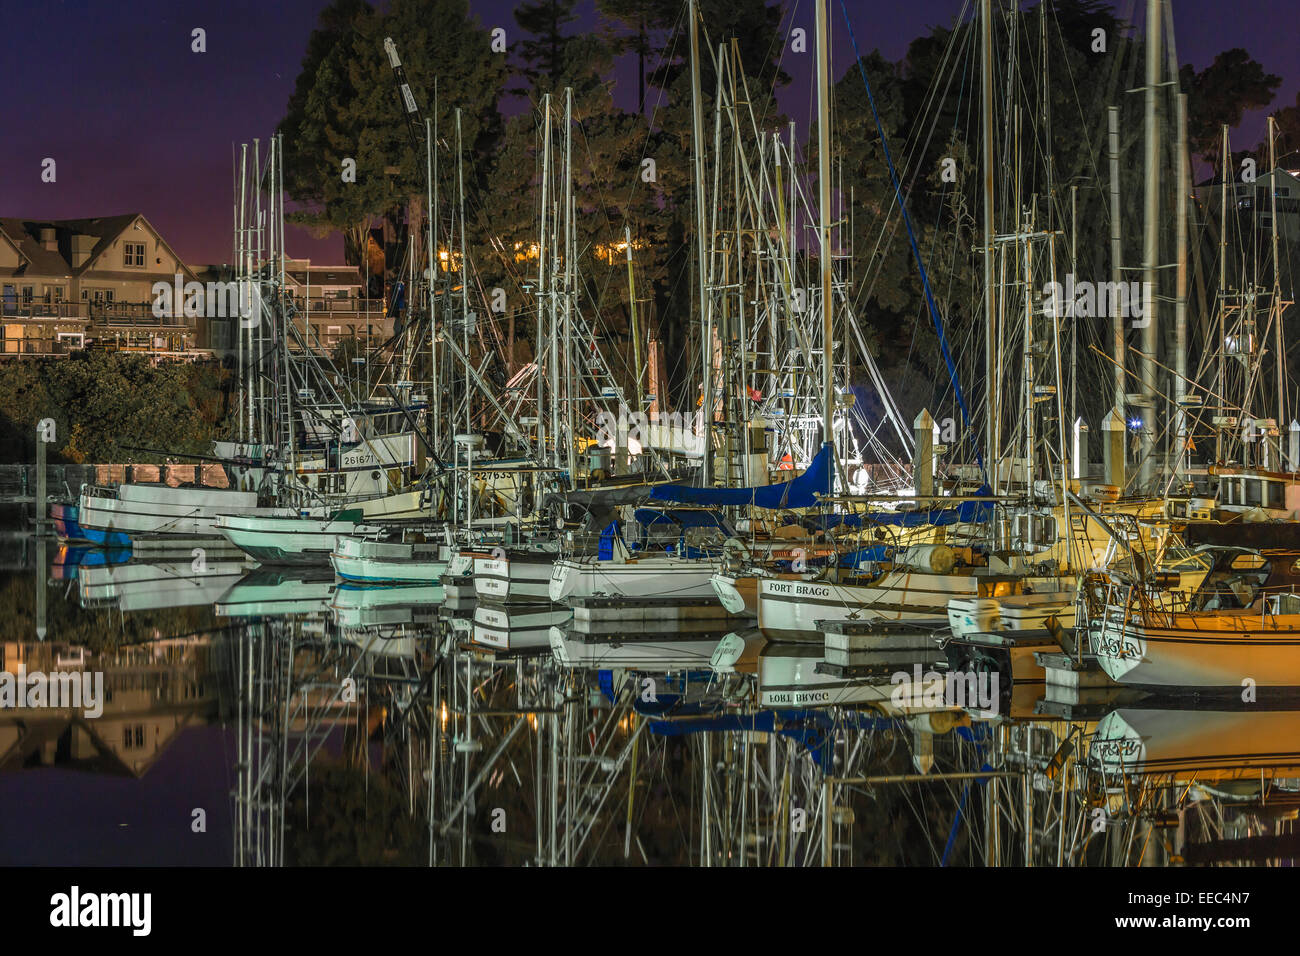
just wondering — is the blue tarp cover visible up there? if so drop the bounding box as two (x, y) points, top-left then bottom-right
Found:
(649, 443), (833, 509)
(861, 487), (994, 527)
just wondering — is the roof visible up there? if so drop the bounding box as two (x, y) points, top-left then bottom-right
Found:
(1194, 167), (1300, 189)
(0, 214), (195, 280)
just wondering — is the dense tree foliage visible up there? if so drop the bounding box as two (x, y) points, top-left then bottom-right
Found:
(270, 0), (1284, 437)
(0, 354), (231, 465)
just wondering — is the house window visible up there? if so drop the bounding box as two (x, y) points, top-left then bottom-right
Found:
(124, 242), (146, 267)
(20, 286), (33, 305)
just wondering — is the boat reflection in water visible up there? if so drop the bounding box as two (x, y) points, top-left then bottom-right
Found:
(9, 533), (1299, 869)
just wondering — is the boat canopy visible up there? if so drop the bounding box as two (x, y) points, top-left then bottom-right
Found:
(648, 443), (833, 510)
(632, 508), (730, 532)
(861, 489), (994, 528)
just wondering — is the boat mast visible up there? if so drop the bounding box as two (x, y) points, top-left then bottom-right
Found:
(815, 0), (833, 456)
(1174, 91), (1189, 476)
(563, 88), (577, 482)
(980, 0), (997, 490)
(538, 94), (551, 469)
(1217, 125), (1228, 464)
(427, 103), (439, 472)
(1163, 3), (1189, 479)
(237, 143), (249, 452)
(1108, 108), (1124, 420)
(1139, 0), (1162, 489)
(688, 0), (711, 485)
(1269, 115), (1286, 440)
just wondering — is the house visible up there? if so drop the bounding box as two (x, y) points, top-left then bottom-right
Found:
(1194, 167), (1300, 243)
(0, 214), (203, 358)
(198, 258), (390, 358)
(285, 258), (390, 352)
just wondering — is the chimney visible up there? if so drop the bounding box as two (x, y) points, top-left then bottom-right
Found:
(39, 227), (57, 252)
(70, 234), (95, 269)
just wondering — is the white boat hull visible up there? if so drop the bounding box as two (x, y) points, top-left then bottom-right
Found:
(218, 513), (357, 565)
(473, 603), (571, 651)
(1090, 707), (1300, 778)
(331, 535), (448, 583)
(78, 484), (265, 539)
(474, 552), (555, 603)
(78, 560), (245, 611)
(1090, 610), (1300, 688)
(549, 556), (718, 603)
(549, 627), (729, 670)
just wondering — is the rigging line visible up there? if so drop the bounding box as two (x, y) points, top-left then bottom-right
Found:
(838, 0), (983, 476)
(849, 2), (973, 326)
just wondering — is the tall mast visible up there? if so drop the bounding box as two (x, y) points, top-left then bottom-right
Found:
(563, 88), (577, 482)
(251, 138), (260, 445)
(1108, 107), (1124, 413)
(1217, 125), (1228, 463)
(456, 108), (470, 527)
(980, 0), (997, 489)
(815, 0), (834, 453)
(237, 143), (249, 450)
(538, 94), (551, 468)
(428, 84), (439, 466)
(688, 0), (712, 485)
(1139, 0), (1162, 488)
(1174, 92), (1189, 476)
(1269, 115), (1286, 434)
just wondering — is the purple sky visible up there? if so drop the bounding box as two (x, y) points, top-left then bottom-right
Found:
(2, 0), (1294, 267)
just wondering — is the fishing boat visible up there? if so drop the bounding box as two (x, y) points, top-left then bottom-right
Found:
(331, 530), (450, 583)
(77, 557), (246, 612)
(330, 581), (444, 629)
(216, 508), (363, 566)
(549, 625), (733, 671)
(1085, 523), (1300, 689)
(1090, 706), (1300, 778)
(77, 483), (269, 543)
(214, 568), (336, 617)
(473, 544), (560, 603)
(473, 603), (571, 652)
(48, 500), (89, 543)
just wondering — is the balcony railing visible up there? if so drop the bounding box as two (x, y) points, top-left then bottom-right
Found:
(296, 296), (385, 314)
(0, 296), (385, 325)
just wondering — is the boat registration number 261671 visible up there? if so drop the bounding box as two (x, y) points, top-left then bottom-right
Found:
(765, 582), (831, 598)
